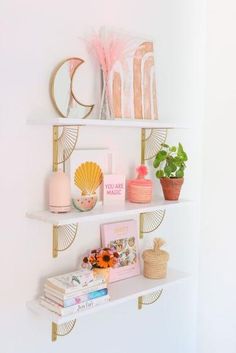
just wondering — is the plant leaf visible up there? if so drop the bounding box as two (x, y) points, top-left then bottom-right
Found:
(155, 150), (167, 161)
(164, 165), (172, 177)
(153, 158), (161, 168)
(181, 151), (188, 161)
(174, 156), (182, 166)
(169, 162), (177, 172)
(156, 170), (164, 178)
(176, 168), (184, 178)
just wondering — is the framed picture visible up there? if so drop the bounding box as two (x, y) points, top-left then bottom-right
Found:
(109, 36), (158, 120)
(69, 148), (113, 202)
(101, 220), (140, 282)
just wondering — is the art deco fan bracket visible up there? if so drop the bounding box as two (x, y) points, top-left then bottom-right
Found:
(52, 223), (78, 258)
(51, 319), (77, 342)
(139, 209), (166, 239)
(141, 127), (168, 164)
(138, 289), (163, 310)
(53, 125), (80, 172)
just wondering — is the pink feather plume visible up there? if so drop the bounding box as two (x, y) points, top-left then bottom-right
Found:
(87, 28), (129, 79)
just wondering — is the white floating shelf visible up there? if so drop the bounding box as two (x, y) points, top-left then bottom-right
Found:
(27, 269), (190, 324)
(26, 199), (191, 226)
(27, 118), (188, 129)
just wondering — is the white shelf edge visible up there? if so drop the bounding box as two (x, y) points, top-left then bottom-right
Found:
(27, 118), (189, 129)
(27, 269), (191, 324)
(26, 199), (192, 226)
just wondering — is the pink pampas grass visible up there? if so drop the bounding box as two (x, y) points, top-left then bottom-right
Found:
(86, 27), (134, 119)
(88, 27), (129, 80)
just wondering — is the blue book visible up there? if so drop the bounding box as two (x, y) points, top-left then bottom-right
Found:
(45, 288), (108, 307)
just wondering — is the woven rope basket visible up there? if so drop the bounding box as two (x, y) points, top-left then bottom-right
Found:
(142, 238), (169, 279)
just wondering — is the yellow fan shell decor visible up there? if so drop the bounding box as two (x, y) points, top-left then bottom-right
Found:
(73, 162), (103, 212)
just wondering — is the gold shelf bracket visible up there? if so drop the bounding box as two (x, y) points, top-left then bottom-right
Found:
(51, 319), (76, 342)
(141, 128), (168, 164)
(52, 223), (78, 258)
(138, 289), (163, 310)
(52, 124), (79, 257)
(53, 125), (79, 172)
(139, 210), (166, 239)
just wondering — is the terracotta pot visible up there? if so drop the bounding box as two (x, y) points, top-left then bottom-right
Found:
(160, 178), (184, 201)
(93, 267), (110, 284)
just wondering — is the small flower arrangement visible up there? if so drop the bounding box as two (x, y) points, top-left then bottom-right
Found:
(83, 247), (119, 269)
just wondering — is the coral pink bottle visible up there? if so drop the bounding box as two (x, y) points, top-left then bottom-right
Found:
(128, 165), (153, 203)
(49, 170), (71, 213)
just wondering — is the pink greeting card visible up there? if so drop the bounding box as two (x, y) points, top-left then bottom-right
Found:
(101, 220), (140, 282)
(103, 175), (125, 205)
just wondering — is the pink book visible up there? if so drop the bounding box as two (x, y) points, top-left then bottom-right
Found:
(101, 220), (140, 282)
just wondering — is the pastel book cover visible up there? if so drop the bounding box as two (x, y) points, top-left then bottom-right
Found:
(103, 174), (126, 204)
(101, 220), (140, 282)
(39, 296), (79, 316)
(77, 295), (110, 312)
(44, 288), (108, 307)
(44, 282), (107, 300)
(45, 269), (105, 294)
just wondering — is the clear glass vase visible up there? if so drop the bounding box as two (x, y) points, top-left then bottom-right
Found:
(99, 71), (112, 120)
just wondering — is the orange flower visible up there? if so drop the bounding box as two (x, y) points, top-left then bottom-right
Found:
(97, 250), (114, 268)
(88, 255), (96, 265)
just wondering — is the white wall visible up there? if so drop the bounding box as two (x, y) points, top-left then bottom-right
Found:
(0, 1), (203, 352)
(198, 1), (236, 352)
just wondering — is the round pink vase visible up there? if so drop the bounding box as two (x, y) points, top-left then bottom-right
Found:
(49, 170), (71, 213)
(128, 178), (153, 203)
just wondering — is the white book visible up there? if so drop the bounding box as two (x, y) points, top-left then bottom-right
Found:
(44, 282), (107, 299)
(45, 269), (105, 294)
(39, 296), (79, 316)
(44, 288), (108, 307)
(40, 295), (110, 316)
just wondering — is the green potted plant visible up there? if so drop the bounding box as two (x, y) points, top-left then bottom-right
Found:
(153, 143), (188, 200)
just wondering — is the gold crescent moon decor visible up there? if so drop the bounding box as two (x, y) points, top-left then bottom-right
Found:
(50, 57), (94, 119)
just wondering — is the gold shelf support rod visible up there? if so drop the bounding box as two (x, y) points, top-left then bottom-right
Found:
(141, 128), (146, 164)
(53, 126), (59, 172)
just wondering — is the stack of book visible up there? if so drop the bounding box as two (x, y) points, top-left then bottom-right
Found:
(40, 269), (110, 316)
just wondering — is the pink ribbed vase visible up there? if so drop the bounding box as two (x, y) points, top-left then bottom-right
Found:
(128, 165), (153, 204)
(128, 179), (153, 203)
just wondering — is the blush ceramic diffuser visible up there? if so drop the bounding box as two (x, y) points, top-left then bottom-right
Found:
(49, 170), (71, 213)
(128, 165), (153, 203)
